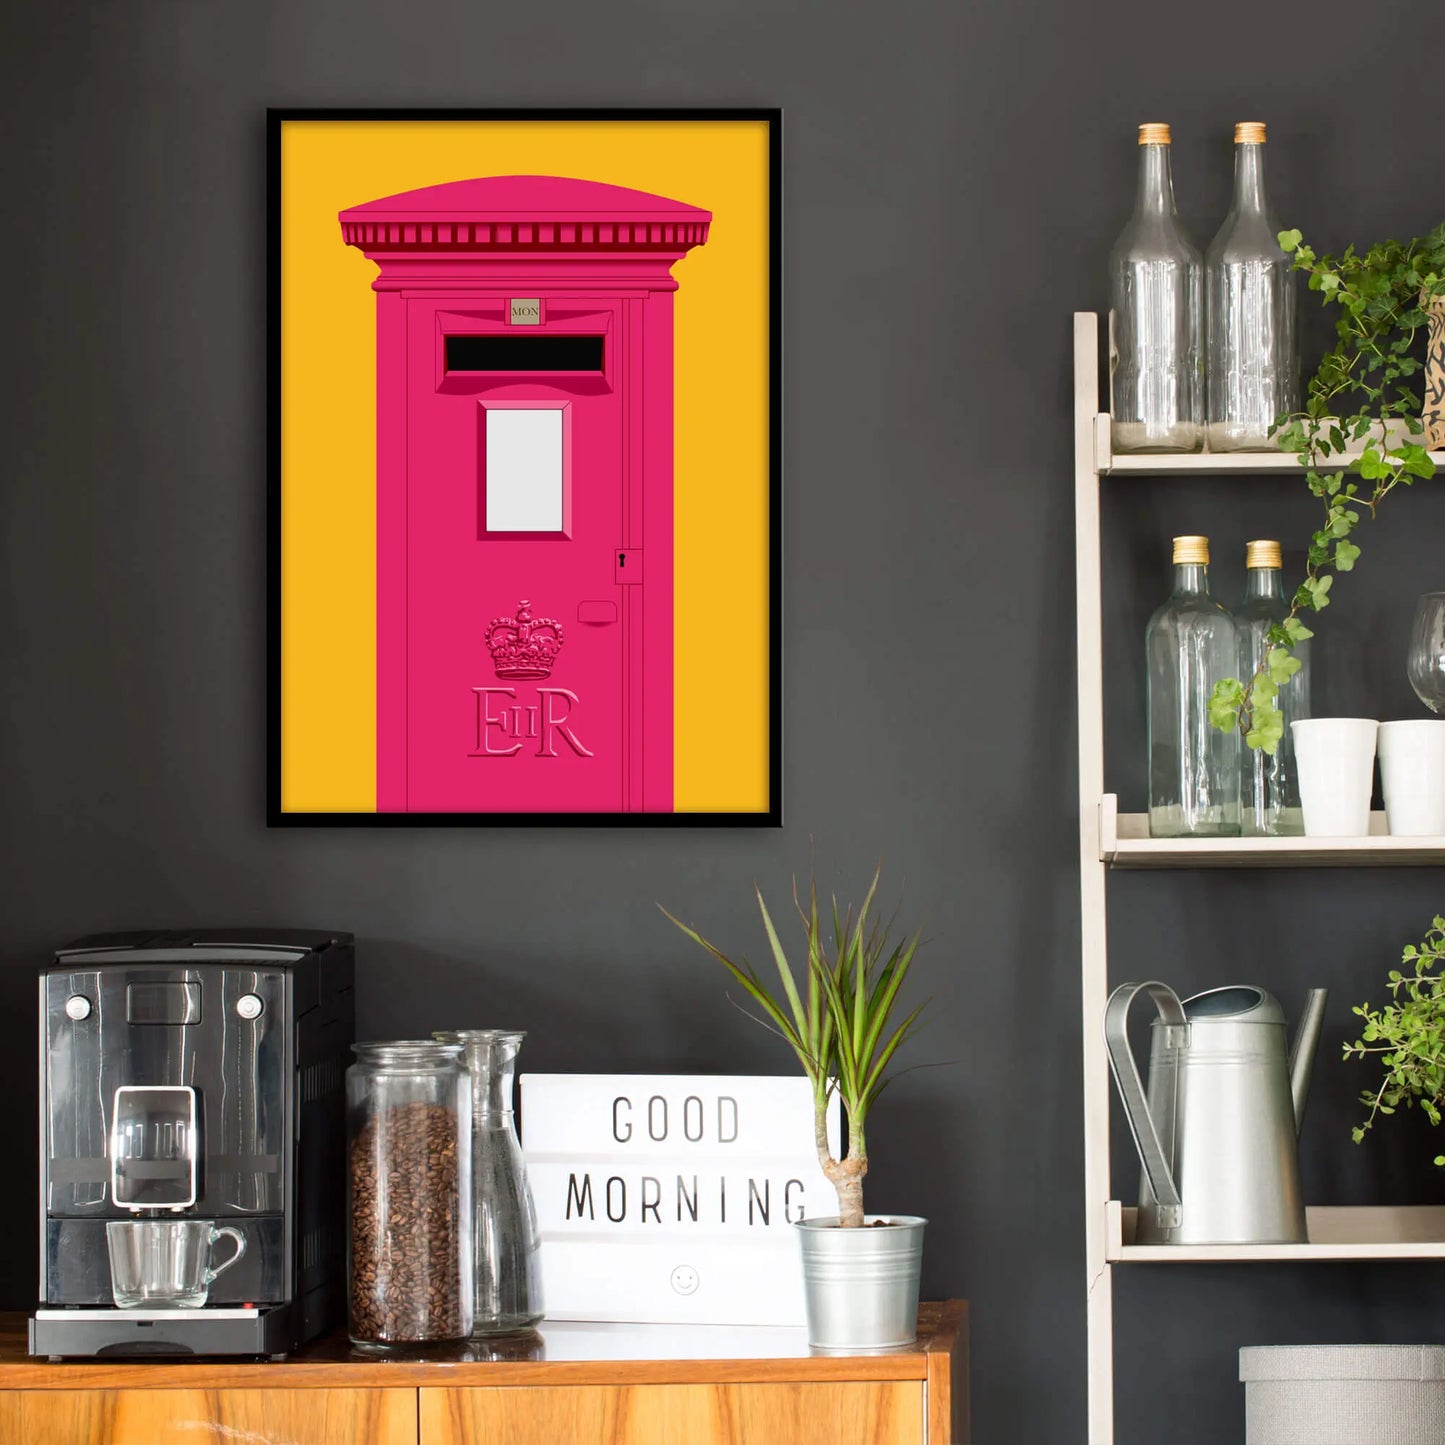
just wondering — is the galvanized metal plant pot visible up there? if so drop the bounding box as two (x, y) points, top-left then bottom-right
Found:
(795, 1215), (926, 1351)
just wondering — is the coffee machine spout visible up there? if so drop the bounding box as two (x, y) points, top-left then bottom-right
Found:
(1288, 989), (1328, 1135)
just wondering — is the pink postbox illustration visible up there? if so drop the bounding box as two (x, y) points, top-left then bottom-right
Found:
(339, 176), (711, 812)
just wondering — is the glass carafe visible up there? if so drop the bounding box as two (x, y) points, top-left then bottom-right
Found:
(1109, 123), (1204, 453)
(1146, 535), (1241, 837)
(1237, 540), (1309, 835)
(436, 1030), (545, 1335)
(1206, 122), (1298, 451)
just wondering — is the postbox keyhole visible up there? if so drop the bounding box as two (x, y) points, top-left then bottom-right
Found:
(619, 553), (625, 567)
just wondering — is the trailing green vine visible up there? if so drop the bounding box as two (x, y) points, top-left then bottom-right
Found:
(1208, 222), (1445, 753)
(1345, 917), (1445, 1163)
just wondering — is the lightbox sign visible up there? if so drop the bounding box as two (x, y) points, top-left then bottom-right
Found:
(520, 1074), (841, 1325)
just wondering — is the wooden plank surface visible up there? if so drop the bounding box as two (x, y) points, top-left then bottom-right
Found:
(924, 1298), (968, 1442)
(1105, 802), (1445, 868)
(1107, 450), (1445, 475)
(1108, 1201), (1445, 1262)
(0, 1303), (963, 1390)
(0, 1387), (418, 1445)
(420, 1380), (924, 1445)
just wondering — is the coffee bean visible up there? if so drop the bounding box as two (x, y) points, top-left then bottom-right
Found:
(349, 1100), (465, 1344)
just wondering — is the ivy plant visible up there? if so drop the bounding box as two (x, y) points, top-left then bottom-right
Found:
(1345, 917), (1445, 1164)
(1208, 221), (1445, 753)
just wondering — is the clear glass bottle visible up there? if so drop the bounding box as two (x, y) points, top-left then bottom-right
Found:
(346, 1041), (473, 1350)
(435, 1030), (544, 1335)
(1238, 540), (1309, 835)
(1109, 123), (1203, 453)
(1206, 123), (1298, 451)
(1147, 535), (1241, 837)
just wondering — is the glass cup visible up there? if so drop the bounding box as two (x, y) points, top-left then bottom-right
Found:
(1408, 593), (1445, 715)
(106, 1218), (246, 1308)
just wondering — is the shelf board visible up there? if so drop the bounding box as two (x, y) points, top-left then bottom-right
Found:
(1099, 795), (1445, 868)
(1111, 450), (1323, 476)
(1093, 413), (1445, 477)
(1107, 1201), (1445, 1262)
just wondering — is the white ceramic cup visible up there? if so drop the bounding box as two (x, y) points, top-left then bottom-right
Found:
(1378, 720), (1445, 836)
(1291, 718), (1379, 837)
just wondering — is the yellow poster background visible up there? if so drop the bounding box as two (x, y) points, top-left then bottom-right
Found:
(280, 119), (772, 813)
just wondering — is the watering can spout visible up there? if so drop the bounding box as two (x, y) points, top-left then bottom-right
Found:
(1288, 989), (1328, 1135)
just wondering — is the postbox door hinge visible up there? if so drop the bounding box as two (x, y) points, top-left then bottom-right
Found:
(615, 549), (643, 584)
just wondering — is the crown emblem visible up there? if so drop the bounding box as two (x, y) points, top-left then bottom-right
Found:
(487, 599), (564, 680)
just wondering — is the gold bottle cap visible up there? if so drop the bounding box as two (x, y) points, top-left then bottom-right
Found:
(1246, 539), (1282, 569)
(1235, 121), (1267, 144)
(1138, 123), (1172, 146)
(1173, 535), (1209, 565)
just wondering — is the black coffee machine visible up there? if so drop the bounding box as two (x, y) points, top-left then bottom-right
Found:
(30, 930), (354, 1358)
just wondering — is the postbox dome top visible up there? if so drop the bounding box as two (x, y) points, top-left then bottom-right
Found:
(342, 174), (710, 223)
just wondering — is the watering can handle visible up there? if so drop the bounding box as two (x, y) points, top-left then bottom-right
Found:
(1104, 981), (1186, 1216)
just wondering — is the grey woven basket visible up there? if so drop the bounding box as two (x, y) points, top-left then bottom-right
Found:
(1241, 1345), (1445, 1444)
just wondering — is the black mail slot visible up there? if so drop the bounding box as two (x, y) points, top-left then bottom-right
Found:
(445, 335), (604, 372)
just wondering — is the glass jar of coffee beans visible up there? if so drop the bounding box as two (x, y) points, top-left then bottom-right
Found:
(346, 1041), (472, 1349)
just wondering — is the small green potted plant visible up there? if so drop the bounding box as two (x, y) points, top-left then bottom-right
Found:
(663, 866), (930, 1350)
(1345, 916), (1445, 1158)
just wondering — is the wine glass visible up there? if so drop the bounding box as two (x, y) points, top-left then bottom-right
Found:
(1407, 593), (1445, 714)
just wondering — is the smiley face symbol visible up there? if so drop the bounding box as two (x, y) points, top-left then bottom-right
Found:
(670, 1265), (700, 1296)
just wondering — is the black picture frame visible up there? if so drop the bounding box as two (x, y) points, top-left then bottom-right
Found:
(267, 108), (782, 827)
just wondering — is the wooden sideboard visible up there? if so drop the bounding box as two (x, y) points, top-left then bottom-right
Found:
(0, 1302), (968, 1445)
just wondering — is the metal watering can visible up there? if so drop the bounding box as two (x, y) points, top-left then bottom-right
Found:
(1104, 982), (1328, 1245)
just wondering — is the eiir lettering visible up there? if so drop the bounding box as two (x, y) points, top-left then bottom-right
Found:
(472, 686), (592, 758)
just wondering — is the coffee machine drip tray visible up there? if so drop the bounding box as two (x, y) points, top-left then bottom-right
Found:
(30, 1305), (297, 1360)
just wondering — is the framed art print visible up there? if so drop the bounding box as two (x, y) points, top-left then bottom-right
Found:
(268, 109), (781, 824)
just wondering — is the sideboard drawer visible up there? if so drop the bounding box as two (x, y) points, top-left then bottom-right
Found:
(420, 1380), (926, 1445)
(0, 1388), (418, 1445)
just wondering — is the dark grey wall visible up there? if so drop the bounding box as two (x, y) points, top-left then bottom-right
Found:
(3, 1), (1443, 1438)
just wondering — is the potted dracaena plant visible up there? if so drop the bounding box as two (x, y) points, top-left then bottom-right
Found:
(662, 866), (931, 1350)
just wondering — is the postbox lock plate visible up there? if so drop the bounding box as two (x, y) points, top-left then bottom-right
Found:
(509, 298), (542, 325)
(616, 550), (643, 585)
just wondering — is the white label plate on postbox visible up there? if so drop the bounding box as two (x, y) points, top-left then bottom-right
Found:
(510, 297), (542, 325)
(520, 1074), (841, 1327)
